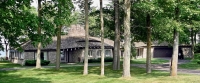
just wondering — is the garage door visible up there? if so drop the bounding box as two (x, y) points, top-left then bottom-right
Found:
(153, 48), (173, 58)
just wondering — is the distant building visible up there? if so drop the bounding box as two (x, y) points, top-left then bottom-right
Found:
(9, 25), (114, 64)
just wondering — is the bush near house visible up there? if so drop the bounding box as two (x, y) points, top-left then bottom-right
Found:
(88, 57), (113, 63)
(194, 43), (200, 53)
(25, 60), (50, 66)
(194, 53), (200, 64)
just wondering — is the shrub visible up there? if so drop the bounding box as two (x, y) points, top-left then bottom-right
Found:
(194, 53), (200, 60)
(88, 57), (113, 63)
(25, 60), (50, 66)
(194, 44), (200, 53)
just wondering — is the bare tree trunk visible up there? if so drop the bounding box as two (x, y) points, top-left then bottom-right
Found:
(56, 25), (62, 70)
(191, 27), (194, 59)
(122, 0), (131, 78)
(113, 0), (120, 70)
(170, 29), (179, 76)
(194, 31), (197, 45)
(100, 0), (105, 76)
(83, 0), (89, 75)
(146, 13), (151, 73)
(36, 0), (42, 69)
(5, 40), (8, 60)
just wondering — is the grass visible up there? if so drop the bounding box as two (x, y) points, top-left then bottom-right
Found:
(131, 58), (169, 64)
(0, 61), (200, 83)
(0, 64), (200, 83)
(0, 61), (22, 68)
(179, 59), (200, 70)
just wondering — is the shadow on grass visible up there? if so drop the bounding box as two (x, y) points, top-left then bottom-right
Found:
(0, 70), (51, 83)
(38, 64), (170, 79)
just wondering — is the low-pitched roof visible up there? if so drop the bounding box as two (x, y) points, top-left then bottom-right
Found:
(22, 25), (114, 50)
(134, 41), (191, 48)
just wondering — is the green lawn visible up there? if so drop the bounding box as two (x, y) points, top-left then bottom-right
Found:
(0, 61), (22, 68)
(131, 58), (169, 64)
(0, 65), (200, 83)
(1, 61), (200, 83)
(179, 60), (200, 70)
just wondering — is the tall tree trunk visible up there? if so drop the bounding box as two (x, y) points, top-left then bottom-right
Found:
(170, 0), (180, 76)
(170, 29), (179, 76)
(146, 13), (151, 73)
(122, 0), (131, 78)
(56, 1), (62, 70)
(100, 0), (104, 76)
(56, 25), (62, 70)
(194, 31), (197, 45)
(113, 0), (120, 70)
(5, 40), (8, 60)
(83, 0), (89, 75)
(36, 0), (42, 69)
(191, 27), (194, 59)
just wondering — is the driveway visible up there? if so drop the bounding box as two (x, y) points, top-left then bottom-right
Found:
(131, 59), (200, 75)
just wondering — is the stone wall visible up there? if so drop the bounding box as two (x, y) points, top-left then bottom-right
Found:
(48, 51), (56, 63)
(24, 52), (35, 60)
(182, 47), (192, 58)
(71, 49), (84, 63)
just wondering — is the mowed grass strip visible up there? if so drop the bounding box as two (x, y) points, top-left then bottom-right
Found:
(131, 58), (169, 64)
(0, 61), (21, 68)
(179, 60), (200, 70)
(0, 65), (200, 83)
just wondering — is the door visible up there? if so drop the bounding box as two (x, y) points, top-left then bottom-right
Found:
(153, 48), (173, 58)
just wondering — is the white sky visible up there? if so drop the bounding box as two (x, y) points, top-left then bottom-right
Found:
(31, 0), (111, 9)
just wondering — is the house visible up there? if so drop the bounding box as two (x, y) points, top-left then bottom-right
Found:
(9, 25), (114, 64)
(134, 41), (192, 59)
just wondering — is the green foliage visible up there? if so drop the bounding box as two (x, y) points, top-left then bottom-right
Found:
(25, 60), (50, 66)
(88, 57), (113, 63)
(195, 44), (200, 53)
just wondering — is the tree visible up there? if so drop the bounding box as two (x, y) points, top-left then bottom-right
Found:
(113, 0), (121, 70)
(83, 0), (89, 75)
(4, 39), (9, 60)
(122, 0), (131, 77)
(146, 13), (151, 73)
(170, 0), (180, 76)
(100, 0), (105, 76)
(36, 0), (42, 69)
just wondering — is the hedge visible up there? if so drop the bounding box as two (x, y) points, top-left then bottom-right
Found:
(88, 57), (113, 63)
(25, 60), (50, 66)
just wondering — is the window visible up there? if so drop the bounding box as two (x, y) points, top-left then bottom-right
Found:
(34, 52), (48, 60)
(61, 51), (65, 60)
(19, 52), (24, 59)
(88, 50), (93, 57)
(97, 50), (101, 57)
(105, 50), (111, 57)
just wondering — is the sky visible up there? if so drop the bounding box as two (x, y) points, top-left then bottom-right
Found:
(31, 0), (111, 9)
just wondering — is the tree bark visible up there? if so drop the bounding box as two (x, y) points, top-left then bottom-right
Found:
(113, 0), (120, 70)
(170, 29), (179, 76)
(191, 27), (194, 59)
(122, 0), (131, 78)
(170, 0), (180, 76)
(56, 25), (62, 70)
(83, 0), (89, 75)
(146, 13), (151, 73)
(100, 0), (105, 76)
(36, 0), (42, 69)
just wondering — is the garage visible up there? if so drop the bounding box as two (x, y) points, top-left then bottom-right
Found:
(153, 47), (173, 58)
